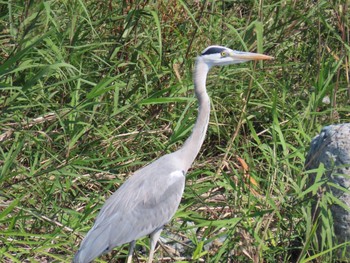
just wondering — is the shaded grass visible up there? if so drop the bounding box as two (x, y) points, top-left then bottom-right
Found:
(1, 0), (350, 262)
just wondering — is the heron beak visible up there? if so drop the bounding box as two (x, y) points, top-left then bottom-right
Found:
(230, 51), (274, 61)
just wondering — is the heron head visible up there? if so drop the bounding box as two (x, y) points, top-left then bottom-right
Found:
(200, 45), (273, 68)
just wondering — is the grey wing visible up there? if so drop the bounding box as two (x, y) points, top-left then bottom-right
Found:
(116, 170), (186, 242)
(74, 155), (186, 263)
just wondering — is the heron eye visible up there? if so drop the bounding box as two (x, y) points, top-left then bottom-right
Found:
(221, 51), (227, 57)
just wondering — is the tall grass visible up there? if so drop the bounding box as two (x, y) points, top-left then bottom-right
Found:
(1, 0), (349, 262)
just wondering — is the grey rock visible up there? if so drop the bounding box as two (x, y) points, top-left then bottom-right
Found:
(305, 123), (350, 255)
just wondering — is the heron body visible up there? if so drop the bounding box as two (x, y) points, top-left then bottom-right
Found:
(74, 46), (272, 263)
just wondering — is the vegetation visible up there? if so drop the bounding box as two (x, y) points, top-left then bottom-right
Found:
(1, 0), (349, 262)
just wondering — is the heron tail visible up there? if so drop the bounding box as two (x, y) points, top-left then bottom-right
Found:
(73, 224), (112, 263)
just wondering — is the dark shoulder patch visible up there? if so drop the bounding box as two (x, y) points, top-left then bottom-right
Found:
(201, 46), (226, 56)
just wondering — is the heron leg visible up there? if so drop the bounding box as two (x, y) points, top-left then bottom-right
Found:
(147, 227), (163, 263)
(126, 240), (136, 263)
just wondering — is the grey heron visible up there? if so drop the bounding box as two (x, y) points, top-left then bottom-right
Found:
(73, 45), (273, 263)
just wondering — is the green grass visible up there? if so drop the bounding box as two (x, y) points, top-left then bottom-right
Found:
(1, 0), (349, 262)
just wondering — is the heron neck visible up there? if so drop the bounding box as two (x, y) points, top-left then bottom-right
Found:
(178, 57), (211, 172)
